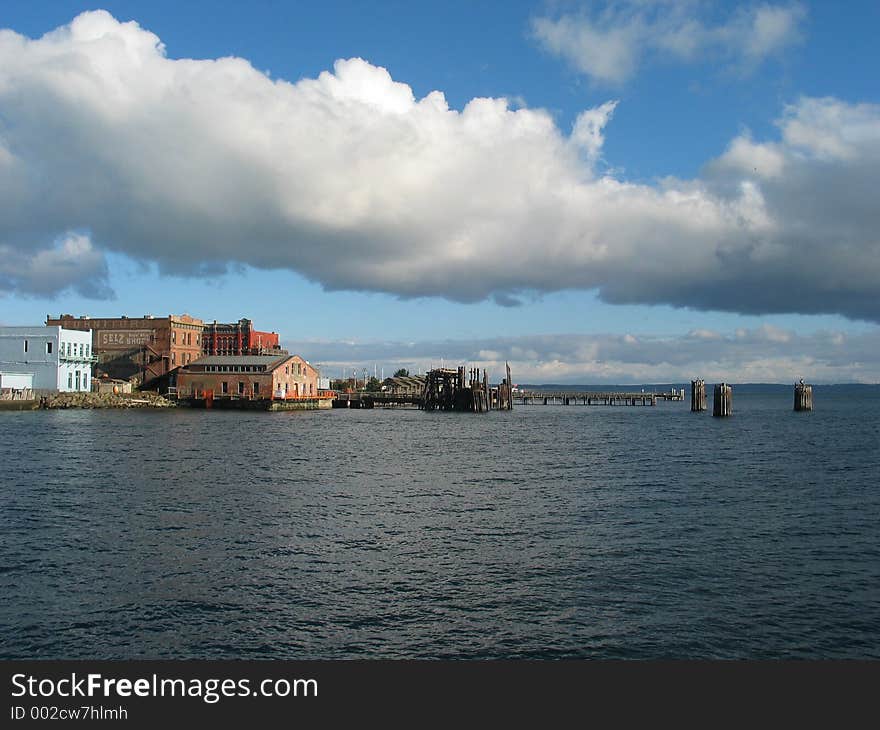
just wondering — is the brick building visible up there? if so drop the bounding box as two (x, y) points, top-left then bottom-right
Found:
(176, 354), (319, 400)
(46, 314), (204, 384)
(202, 319), (281, 356)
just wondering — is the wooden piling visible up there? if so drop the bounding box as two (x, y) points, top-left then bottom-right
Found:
(794, 379), (813, 411)
(691, 379), (707, 412)
(713, 383), (733, 417)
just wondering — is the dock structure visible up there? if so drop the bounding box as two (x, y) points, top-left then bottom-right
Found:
(331, 392), (419, 408)
(420, 366), (500, 412)
(691, 379), (707, 412)
(332, 363), (513, 413)
(513, 390), (660, 406)
(713, 383), (733, 417)
(794, 379), (813, 411)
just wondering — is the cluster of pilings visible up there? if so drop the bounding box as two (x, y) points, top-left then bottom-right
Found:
(691, 379), (733, 417)
(421, 363), (513, 412)
(794, 379), (813, 411)
(691, 379), (814, 417)
(691, 379), (707, 412)
(713, 383), (733, 417)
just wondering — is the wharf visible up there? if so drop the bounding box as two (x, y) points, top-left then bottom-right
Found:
(182, 394), (333, 411)
(513, 389), (684, 406)
(332, 392), (420, 408)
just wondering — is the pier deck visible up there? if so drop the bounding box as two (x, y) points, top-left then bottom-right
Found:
(513, 390), (684, 406)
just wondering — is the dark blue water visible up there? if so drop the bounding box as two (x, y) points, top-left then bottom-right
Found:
(2, 385), (879, 659)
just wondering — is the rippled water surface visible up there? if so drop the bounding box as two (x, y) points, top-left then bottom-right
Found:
(2, 385), (879, 659)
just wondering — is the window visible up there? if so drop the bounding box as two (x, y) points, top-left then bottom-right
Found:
(238, 381), (245, 394)
(221, 381), (228, 394)
(47, 341), (53, 354)
(85, 345), (89, 357)
(83, 374), (89, 390)
(172, 352), (176, 365)
(24, 339), (28, 353)
(68, 373), (73, 389)
(253, 382), (260, 395)
(172, 332), (176, 344)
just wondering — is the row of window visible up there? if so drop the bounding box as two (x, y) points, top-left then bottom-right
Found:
(204, 365), (267, 373)
(22, 340), (89, 358)
(220, 381), (260, 395)
(172, 331), (199, 346)
(211, 381), (316, 396)
(62, 342), (90, 358)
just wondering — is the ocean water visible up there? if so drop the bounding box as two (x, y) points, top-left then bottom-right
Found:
(1, 384), (879, 659)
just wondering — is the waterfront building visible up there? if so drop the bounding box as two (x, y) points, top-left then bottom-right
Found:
(176, 354), (320, 400)
(46, 313), (204, 385)
(46, 314), (282, 388)
(0, 326), (94, 393)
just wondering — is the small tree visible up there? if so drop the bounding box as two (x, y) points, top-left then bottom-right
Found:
(393, 368), (409, 378)
(365, 376), (383, 392)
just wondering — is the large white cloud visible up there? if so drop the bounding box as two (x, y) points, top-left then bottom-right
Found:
(1, 10), (879, 322)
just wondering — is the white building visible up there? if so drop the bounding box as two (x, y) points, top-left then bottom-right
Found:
(0, 326), (94, 393)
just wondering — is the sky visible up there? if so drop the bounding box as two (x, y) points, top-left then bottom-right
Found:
(1, 1), (878, 383)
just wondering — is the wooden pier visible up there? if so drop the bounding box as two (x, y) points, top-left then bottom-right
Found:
(331, 392), (420, 408)
(512, 390), (673, 406)
(331, 364), (514, 413)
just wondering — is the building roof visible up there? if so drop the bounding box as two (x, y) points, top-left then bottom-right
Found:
(383, 375), (426, 388)
(186, 354), (293, 368)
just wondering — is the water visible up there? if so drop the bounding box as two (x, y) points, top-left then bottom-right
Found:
(2, 385), (879, 659)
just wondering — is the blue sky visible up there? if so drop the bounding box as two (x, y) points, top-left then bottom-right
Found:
(1, 2), (879, 382)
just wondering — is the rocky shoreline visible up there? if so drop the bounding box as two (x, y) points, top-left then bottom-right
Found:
(0, 392), (177, 410)
(42, 392), (177, 409)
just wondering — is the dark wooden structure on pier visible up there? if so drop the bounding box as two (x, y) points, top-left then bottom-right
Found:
(794, 379), (813, 411)
(331, 364), (513, 412)
(420, 364), (513, 413)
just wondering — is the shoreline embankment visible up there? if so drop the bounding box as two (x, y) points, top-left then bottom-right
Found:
(0, 392), (176, 411)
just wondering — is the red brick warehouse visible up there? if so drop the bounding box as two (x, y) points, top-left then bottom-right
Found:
(202, 318), (281, 356)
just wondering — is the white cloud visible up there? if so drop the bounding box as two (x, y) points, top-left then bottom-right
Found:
(570, 100), (618, 163)
(1, 11), (878, 324)
(0, 232), (112, 299)
(285, 328), (880, 384)
(531, 1), (806, 85)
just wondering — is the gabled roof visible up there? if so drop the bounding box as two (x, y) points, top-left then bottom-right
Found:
(185, 354), (293, 369)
